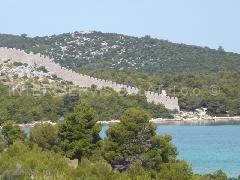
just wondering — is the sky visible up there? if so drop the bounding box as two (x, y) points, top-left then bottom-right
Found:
(1, 0), (240, 53)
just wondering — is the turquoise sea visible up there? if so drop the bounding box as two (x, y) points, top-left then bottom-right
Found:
(22, 122), (240, 177)
(100, 122), (240, 178)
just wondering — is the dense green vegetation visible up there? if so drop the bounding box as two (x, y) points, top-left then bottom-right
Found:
(1, 122), (26, 146)
(58, 102), (101, 161)
(1, 31), (240, 115)
(0, 104), (239, 179)
(103, 108), (178, 174)
(77, 87), (173, 120)
(0, 31), (239, 178)
(29, 123), (59, 151)
(0, 82), (172, 124)
(1, 32), (240, 74)
(82, 69), (240, 116)
(0, 142), (72, 179)
(0, 83), (64, 124)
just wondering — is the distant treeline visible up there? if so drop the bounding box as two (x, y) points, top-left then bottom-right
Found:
(0, 83), (172, 124)
(81, 69), (240, 116)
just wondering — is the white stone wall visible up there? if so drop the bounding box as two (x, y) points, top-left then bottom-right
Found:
(0, 47), (180, 111)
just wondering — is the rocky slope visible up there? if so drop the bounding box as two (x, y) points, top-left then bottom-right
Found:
(0, 60), (75, 96)
(0, 48), (180, 111)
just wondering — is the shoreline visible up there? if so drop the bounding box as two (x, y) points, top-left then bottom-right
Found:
(97, 116), (240, 125)
(18, 121), (56, 128)
(15, 116), (240, 127)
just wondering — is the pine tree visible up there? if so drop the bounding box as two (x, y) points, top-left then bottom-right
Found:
(1, 121), (26, 146)
(103, 108), (177, 172)
(58, 102), (101, 162)
(30, 123), (58, 151)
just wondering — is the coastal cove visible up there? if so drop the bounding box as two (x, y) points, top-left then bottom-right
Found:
(100, 122), (240, 178)
(21, 121), (240, 177)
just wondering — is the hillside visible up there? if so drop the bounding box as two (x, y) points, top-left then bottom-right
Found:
(0, 48), (180, 110)
(1, 31), (240, 74)
(0, 50), (173, 123)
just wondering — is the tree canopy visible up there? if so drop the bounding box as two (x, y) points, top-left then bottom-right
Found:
(1, 122), (26, 146)
(103, 108), (177, 174)
(58, 102), (101, 161)
(29, 123), (58, 151)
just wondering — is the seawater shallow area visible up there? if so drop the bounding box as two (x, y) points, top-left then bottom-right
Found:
(100, 121), (240, 178)
(22, 121), (240, 177)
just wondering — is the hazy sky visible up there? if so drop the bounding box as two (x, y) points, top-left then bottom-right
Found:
(1, 0), (240, 53)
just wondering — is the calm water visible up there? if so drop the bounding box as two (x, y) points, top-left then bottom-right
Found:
(100, 123), (240, 177)
(22, 122), (240, 177)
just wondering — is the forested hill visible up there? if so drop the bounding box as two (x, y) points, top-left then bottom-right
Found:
(0, 31), (240, 74)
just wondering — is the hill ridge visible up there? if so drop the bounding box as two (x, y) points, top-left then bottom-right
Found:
(1, 31), (240, 74)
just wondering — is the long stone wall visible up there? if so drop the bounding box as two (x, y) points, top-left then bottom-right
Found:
(0, 47), (180, 111)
